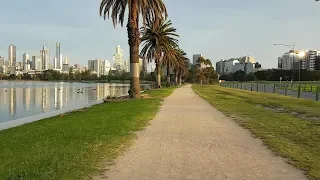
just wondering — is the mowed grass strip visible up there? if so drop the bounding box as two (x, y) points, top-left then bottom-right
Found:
(192, 85), (320, 180)
(0, 87), (175, 180)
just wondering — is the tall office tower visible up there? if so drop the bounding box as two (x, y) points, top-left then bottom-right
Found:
(40, 45), (49, 70)
(113, 45), (125, 69)
(0, 56), (4, 66)
(31, 56), (36, 70)
(22, 53), (30, 71)
(8, 44), (16, 67)
(56, 43), (62, 70)
(53, 57), (57, 69)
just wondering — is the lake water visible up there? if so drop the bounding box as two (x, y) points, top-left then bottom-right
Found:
(0, 81), (151, 123)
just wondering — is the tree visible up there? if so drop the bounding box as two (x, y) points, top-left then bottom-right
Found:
(195, 57), (206, 84)
(245, 73), (257, 81)
(140, 20), (179, 88)
(233, 70), (245, 82)
(100, 0), (168, 98)
(0, 73), (4, 80)
(69, 67), (74, 80)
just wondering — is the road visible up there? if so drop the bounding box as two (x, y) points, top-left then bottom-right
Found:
(93, 85), (306, 180)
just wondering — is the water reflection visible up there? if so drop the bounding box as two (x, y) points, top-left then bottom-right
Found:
(0, 82), (151, 123)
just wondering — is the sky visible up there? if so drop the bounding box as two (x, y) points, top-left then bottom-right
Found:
(1, 0), (320, 69)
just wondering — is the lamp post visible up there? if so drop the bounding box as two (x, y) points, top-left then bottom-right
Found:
(274, 43), (297, 82)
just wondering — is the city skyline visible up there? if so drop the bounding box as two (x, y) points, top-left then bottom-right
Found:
(1, 0), (320, 69)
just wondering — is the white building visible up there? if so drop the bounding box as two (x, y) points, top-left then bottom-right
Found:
(224, 60), (239, 74)
(40, 46), (49, 70)
(113, 45), (125, 70)
(0, 56), (4, 66)
(88, 59), (110, 77)
(22, 53), (30, 72)
(55, 43), (62, 70)
(8, 44), (16, 67)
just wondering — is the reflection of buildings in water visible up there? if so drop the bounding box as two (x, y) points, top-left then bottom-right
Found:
(9, 88), (16, 117)
(97, 85), (105, 100)
(41, 88), (50, 112)
(87, 86), (96, 102)
(23, 88), (31, 110)
(54, 87), (58, 108)
(54, 86), (66, 110)
(62, 87), (67, 107)
(110, 84), (116, 97)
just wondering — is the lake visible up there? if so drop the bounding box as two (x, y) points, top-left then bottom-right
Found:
(0, 81), (152, 124)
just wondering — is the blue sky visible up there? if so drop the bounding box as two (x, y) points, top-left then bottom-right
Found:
(1, 0), (320, 69)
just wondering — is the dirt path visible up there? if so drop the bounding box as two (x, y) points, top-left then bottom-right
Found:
(93, 85), (306, 180)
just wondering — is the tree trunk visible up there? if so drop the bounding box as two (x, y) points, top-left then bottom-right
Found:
(174, 69), (178, 86)
(179, 69), (182, 86)
(166, 62), (170, 87)
(127, 0), (140, 98)
(156, 61), (162, 88)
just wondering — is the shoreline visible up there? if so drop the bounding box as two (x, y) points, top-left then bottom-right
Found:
(0, 100), (103, 131)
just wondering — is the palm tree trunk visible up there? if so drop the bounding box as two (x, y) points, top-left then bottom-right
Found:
(174, 69), (178, 86)
(179, 69), (182, 86)
(156, 61), (162, 88)
(127, 0), (140, 98)
(166, 62), (170, 87)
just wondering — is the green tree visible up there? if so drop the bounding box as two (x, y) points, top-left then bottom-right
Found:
(69, 67), (74, 80)
(100, 0), (167, 98)
(140, 20), (179, 88)
(0, 73), (4, 80)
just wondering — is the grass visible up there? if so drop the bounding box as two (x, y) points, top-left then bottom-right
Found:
(192, 85), (320, 180)
(0, 87), (175, 180)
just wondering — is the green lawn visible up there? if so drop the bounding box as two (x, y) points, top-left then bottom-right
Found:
(0, 87), (175, 180)
(193, 85), (320, 180)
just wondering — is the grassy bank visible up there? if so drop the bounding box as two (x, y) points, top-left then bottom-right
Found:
(193, 85), (320, 180)
(0, 87), (175, 180)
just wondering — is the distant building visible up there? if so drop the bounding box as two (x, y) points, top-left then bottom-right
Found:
(239, 56), (256, 64)
(278, 57), (283, 69)
(74, 64), (81, 70)
(218, 56), (259, 74)
(62, 64), (69, 72)
(31, 56), (36, 70)
(40, 46), (49, 70)
(0, 56), (4, 67)
(55, 43), (62, 70)
(88, 59), (110, 77)
(279, 50), (311, 70)
(113, 45), (127, 71)
(53, 57), (57, 70)
(8, 44), (16, 67)
(193, 54), (203, 65)
(216, 60), (225, 75)
(22, 53), (30, 72)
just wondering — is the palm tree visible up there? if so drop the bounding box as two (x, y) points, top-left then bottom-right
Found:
(162, 47), (179, 86)
(100, 0), (167, 98)
(173, 48), (188, 85)
(196, 57), (206, 84)
(140, 20), (179, 88)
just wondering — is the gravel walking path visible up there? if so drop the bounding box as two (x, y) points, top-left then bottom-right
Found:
(93, 85), (306, 180)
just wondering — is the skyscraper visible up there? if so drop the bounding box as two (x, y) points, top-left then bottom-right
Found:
(55, 43), (62, 70)
(113, 45), (125, 69)
(31, 56), (36, 70)
(22, 53), (30, 71)
(0, 56), (4, 66)
(40, 46), (49, 70)
(53, 57), (57, 70)
(8, 44), (16, 67)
